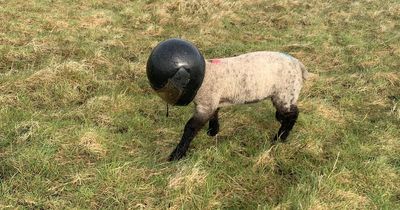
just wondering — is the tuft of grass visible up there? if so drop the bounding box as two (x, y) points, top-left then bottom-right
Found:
(1, 0), (399, 209)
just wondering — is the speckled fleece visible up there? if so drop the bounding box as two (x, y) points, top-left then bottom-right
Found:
(192, 51), (308, 121)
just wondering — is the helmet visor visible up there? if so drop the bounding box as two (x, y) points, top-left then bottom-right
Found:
(155, 80), (183, 105)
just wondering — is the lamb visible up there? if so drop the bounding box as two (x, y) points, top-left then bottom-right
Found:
(168, 52), (308, 160)
(146, 39), (308, 161)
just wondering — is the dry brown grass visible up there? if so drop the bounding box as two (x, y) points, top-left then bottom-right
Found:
(1, 0), (399, 209)
(254, 146), (276, 171)
(79, 131), (107, 157)
(167, 163), (208, 209)
(2, 61), (98, 109)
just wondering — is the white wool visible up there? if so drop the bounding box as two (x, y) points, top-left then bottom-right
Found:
(193, 51), (307, 118)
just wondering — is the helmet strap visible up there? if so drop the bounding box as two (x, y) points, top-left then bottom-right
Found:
(166, 103), (169, 117)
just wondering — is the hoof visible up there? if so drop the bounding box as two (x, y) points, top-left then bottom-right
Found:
(168, 148), (186, 161)
(272, 134), (288, 143)
(207, 128), (219, 137)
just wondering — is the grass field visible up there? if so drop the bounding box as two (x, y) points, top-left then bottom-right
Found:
(1, 0), (399, 209)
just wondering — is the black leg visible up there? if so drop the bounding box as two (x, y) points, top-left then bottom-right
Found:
(274, 105), (299, 142)
(207, 108), (220, 136)
(169, 116), (208, 161)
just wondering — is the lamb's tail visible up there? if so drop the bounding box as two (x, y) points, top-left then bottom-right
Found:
(299, 62), (309, 80)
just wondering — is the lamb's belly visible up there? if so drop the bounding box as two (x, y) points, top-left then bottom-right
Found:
(219, 82), (274, 107)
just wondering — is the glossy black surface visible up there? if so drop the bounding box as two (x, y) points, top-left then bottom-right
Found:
(146, 38), (205, 106)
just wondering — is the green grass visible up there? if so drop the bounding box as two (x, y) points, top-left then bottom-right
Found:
(1, 0), (399, 209)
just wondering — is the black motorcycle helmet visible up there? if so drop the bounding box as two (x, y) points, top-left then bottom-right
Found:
(146, 38), (205, 106)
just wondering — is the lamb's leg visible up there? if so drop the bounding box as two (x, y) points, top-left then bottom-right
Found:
(274, 105), (299, 142)
(207, 108), (220, 136)
(169, 109), (214, 161)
